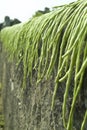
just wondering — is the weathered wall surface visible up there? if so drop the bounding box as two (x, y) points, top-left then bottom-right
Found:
(0, 42), (4, 130)
(0, 43), (87, 130)
(1, 46), (65, 130)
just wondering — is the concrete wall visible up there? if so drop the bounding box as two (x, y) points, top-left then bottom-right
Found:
(1, 47), (65, 130)
(0, 43), (87, 130)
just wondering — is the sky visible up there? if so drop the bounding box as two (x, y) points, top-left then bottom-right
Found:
(0, 0), (76, 23)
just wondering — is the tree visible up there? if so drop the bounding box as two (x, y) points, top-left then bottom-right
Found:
(0, 16), (21, 30)
(33, 7), (50, 17)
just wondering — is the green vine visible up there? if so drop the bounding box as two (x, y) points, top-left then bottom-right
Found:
(0, 0), (87, 129)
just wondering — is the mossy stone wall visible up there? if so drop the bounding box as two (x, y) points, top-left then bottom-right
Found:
(1, 46), (65, 130)
(0, 43), (87, 130)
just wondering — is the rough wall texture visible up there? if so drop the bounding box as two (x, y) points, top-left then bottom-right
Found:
(1, 44), (66, 130)
(0, 44), (87, 130)
(2, 58), (65, 130)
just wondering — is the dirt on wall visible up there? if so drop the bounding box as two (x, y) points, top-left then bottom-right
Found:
(2, 57), (65, 130)
(0, 45), (87, 130)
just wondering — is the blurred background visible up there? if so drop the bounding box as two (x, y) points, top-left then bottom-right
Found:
(0, 0), (76, 23)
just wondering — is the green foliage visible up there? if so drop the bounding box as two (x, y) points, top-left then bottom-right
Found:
(33, 7), (50, 17)
(0, 0), (87, 129)
(0, 115), (4, 127)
